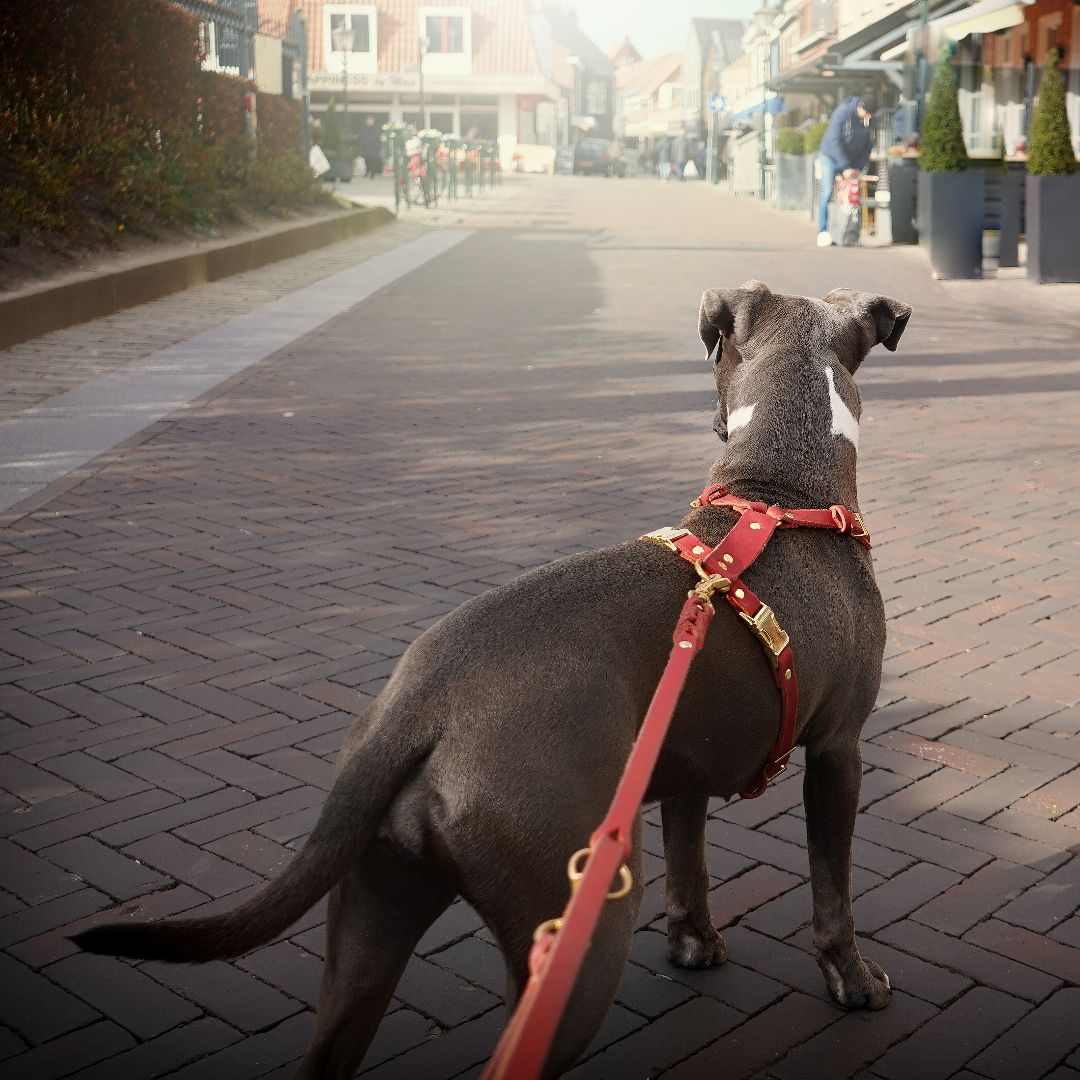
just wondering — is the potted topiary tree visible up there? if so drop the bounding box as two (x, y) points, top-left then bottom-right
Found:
(775, 127), (809, 211)
(917, 51), (983, 278)
(1025, 51), (1080, 283)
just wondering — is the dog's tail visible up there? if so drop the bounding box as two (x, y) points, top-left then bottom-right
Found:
(72, 705), (428, 963)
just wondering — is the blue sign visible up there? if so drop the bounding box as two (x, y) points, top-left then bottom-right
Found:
(707, 92), (726, 114)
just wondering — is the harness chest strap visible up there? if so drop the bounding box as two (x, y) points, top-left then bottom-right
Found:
(642, 482), (871, 798)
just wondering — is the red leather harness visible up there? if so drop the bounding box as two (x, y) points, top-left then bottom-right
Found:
(643, 481), (870, 797)
(480, 482), (870, 1080)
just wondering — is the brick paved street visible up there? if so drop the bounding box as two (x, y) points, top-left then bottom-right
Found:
(0, 175), (1077, 1080)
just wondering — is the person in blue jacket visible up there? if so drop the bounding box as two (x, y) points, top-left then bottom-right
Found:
(817, 96), (875, 246)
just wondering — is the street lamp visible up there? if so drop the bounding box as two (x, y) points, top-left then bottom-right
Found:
(754, 7), (777, 200)
(419, 35), (429, 128)
(332, 23), (356, 163)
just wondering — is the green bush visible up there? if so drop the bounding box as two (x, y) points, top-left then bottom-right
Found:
(920, 52), (969, 172)
(1027, 52), (1076, 176)
(804, 121), (828, 154)
(776, 128), (806, 155)
(0, 0), (323, 247)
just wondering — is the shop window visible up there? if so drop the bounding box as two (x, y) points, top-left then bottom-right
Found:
(585, 80), (608, 115)
(325, 5), (377, 74)
(426, 15), (464, 53)
(420, 8), (472, 74)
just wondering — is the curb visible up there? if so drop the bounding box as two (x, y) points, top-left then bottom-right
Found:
(0, 205), (395, 350)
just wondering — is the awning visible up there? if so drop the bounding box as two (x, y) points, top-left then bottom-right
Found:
(733, 96), (785, 122)
(932, 0), (1032, 40)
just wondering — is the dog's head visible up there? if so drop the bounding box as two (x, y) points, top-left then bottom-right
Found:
(700, 281), (911, 441)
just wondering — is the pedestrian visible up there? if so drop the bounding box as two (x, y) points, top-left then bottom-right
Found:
(817, 96), (875, 247)
(358, 116), (383, 180)
(673, 131), (689, 180)
(658, 136), (670, 181)
(693, 138), (707, 180)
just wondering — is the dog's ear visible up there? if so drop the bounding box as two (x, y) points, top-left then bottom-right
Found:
(824, 289), (912, 352)
(699, 280), (772, 358)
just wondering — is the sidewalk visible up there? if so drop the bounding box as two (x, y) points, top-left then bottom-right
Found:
(0, 175), (1076, 1080)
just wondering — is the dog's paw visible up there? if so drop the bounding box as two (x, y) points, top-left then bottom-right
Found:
(817, 948), (891, 1011)
(667, 923), (726, 970)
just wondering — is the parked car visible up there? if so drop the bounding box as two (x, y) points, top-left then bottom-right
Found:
(572, 138), (626, 177)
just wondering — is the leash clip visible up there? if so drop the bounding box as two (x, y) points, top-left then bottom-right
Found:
(690, 560), (731, 609)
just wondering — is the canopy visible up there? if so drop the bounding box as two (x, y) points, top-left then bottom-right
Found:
(932, 0), (1033, 40)
(733, 96), (786, 122)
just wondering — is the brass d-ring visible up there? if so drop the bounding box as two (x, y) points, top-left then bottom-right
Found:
(607, 863), (634, 899)
(532, 917), (564, 943)
(567, 848), (634, 900)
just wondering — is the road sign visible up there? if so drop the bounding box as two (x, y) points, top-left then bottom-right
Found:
(707, 92), (726, 114)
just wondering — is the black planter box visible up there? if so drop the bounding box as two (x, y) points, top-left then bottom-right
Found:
(325, 157), (355, 182)
(918, 169), (985, 279)
(775, 154), (811, 211)
(1027, 173), (1080, 283)
(999, 164), (1024, 268)
(888, 158), (918, 244)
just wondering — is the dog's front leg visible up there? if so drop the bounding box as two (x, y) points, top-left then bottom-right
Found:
(804, 737), (891, 1010)
(662, 794), (725, 969)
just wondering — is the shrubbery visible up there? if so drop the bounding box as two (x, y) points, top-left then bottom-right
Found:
(0, 0), (323, 247)
(919, 52), (970, 172)
(775, 128), (806, 155)
(804, 121), (828, 154)
(1027, 52), (1077, 176)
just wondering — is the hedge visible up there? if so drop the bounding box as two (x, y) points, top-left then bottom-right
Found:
(0, 0), (322, 245)
(804, 121), (828, 154)
(775, 128), (806, 155)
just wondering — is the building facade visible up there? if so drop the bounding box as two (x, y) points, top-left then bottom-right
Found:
(257, 0), (568, 164)
(614, 52), (685, 141)
(684, 17), (748, 131)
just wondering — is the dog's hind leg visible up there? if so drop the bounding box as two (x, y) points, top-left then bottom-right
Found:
(662, 793), (726, 969)
(804, 735), (891, 1011)
(475, 823), (644, 1078)
(293, 842), (455, 1080)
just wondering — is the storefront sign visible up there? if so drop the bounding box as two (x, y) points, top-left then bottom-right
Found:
(308, 71), (421, 91)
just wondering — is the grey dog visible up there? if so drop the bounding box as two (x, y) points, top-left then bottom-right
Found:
(76, 281), (912, 1078)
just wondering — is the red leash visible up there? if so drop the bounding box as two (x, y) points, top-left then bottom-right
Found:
(480, 484), (870, 1080)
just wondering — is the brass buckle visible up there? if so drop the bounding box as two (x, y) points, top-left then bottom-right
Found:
(739, 604), (790, 666)
(764, 746), (796, 783)
(849, 511), (870, 542)
(639, 527), (690, 553)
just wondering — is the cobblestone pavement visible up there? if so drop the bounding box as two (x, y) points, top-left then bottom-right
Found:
(0, 175), (1077, 1080)
(0, 217), (432, 422)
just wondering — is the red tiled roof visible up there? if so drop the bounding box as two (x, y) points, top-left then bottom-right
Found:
(615, 52), (682, 98)
(256, 0), (542, 76)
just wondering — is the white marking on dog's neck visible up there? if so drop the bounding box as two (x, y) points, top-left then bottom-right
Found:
(726, 402), (757, 436)
(825, 366), (859, 449)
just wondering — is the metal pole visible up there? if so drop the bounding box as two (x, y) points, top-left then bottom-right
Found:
(342, 51), (348, 169)
(297, 14), (310, 155)
(759, 55), (768, 200)
(916, 0), (929, 134)
(419, 37), (425, 128)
